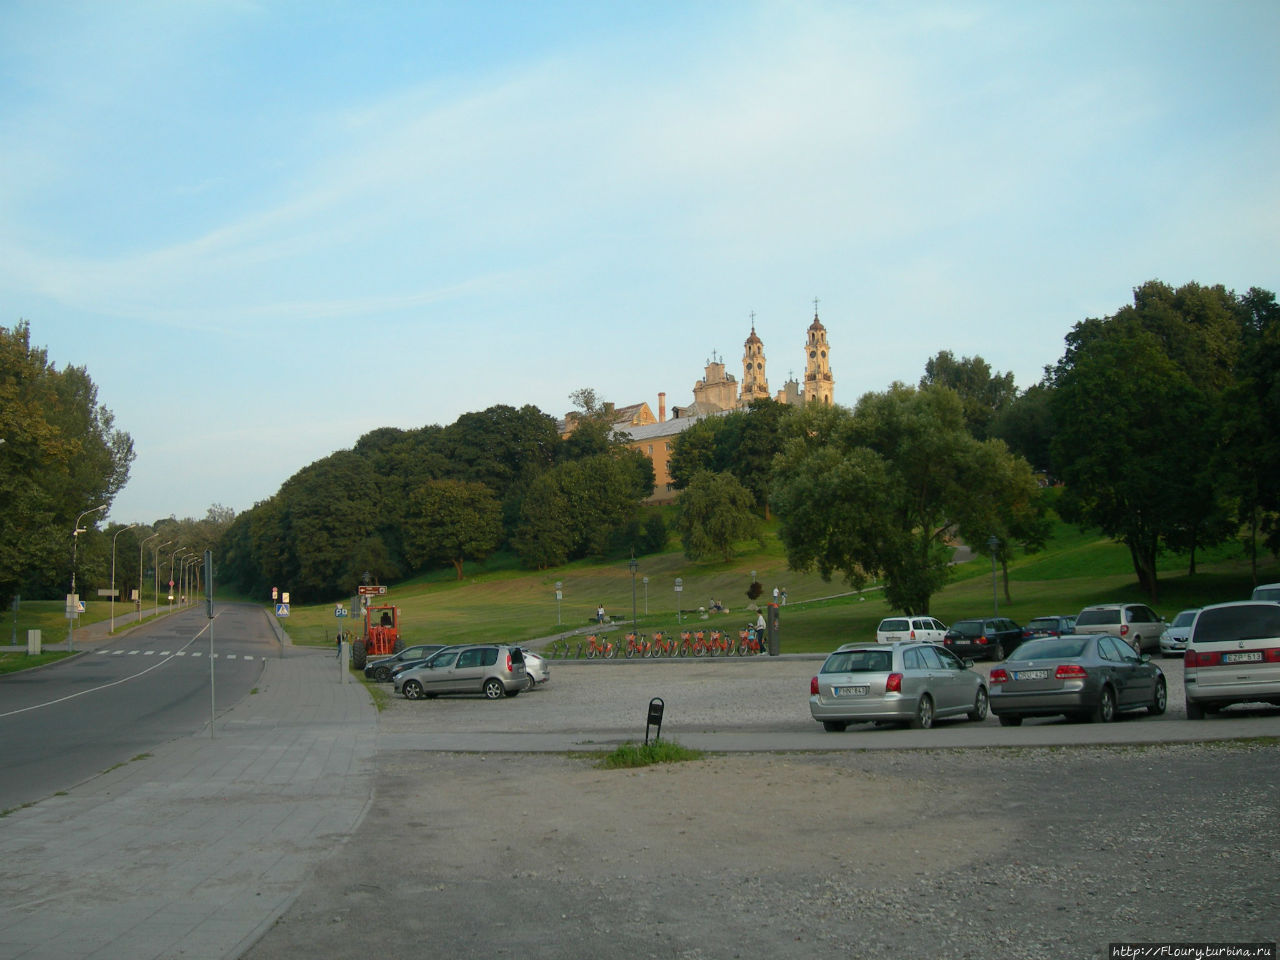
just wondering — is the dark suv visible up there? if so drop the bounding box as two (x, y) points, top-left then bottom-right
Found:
(942, 617), (1023, 661)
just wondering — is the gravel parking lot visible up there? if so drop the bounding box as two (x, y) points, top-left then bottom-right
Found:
(244, 657), (1280, 960)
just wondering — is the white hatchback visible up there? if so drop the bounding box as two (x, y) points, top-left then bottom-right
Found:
(876, 616), (947, 645)
(1184, 601), (1280, 719)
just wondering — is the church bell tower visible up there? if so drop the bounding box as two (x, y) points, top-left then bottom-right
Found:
(803, 300), (834, 405)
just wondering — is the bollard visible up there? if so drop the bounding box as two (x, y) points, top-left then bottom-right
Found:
(339, 640), (351, 682)
(27, 629), (42, 656)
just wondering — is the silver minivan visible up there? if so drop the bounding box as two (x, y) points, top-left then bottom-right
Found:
(1184, 602), (1280, 719)
(394, 644), (527, 700)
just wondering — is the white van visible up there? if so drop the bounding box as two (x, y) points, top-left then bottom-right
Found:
(1250, 583), (1280, 603)
(1184, 601), (1280, 719)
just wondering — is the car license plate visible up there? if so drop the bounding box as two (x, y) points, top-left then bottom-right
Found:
(835, 685), (869, 696)
(1223, 651), (1263, 663)
(1015, 669), (1050, 681)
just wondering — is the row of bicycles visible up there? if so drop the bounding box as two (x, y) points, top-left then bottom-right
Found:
(547, 627), (769, 659)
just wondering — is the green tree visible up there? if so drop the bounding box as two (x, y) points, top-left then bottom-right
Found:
(920, 351), (1017, 439)
(0, 322), (134, 604)
(677, 471), (761, 562)
(403, 479), (502, 580)
(772, 385), (1018, 614)
(1049, 280), (1249, 598)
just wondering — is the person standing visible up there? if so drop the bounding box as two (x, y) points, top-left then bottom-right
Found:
(596, 604), (605, 624)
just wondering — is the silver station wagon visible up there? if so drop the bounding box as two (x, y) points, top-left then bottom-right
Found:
(394, 644), (528, 701)
(809, 641), (989, 731)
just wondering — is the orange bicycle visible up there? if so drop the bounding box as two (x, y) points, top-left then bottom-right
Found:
(737, 626), (767, 655)
(585, 633), (616, 659)
(624, 632), (654, 658)
(678, 631), (695, 657)
(649, 631), (679, 658)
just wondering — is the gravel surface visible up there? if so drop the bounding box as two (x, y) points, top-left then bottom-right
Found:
(244, 659), (1280, 960)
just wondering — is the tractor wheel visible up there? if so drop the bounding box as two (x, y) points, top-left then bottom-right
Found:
(352, 641), (367, 671)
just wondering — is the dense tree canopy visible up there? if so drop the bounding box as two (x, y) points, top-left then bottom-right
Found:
(0, 322), (134, 606)
(920, 351), (1017, 440)
(771, 385), (1035, 614)
(677, 470), (761, 562)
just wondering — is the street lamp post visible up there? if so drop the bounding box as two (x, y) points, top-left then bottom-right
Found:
(987, 535), (1000, 616)
(139, 533), (159, 623)
(628, 553), (638, 628)
(167, 546), (187, 613)
(68, 504), (107, 652)
(110, 523), (139, 632)
(153, 540), (172, 616)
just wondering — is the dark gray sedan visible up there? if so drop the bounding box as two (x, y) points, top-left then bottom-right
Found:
(989, 634), (1167, 725)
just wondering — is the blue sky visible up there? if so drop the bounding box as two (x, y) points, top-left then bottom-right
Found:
(2, 1), (1277, 525)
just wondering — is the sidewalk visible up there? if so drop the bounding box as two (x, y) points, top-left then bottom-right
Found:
(0, 645), (377, 960)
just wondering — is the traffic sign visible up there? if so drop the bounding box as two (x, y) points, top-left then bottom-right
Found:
(335, 605), (348, 618)
(275, 603), (290, 617)
(357, 585), (387, 596)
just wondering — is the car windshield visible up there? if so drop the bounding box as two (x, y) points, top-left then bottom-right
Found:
(1252, 586), (1280, 602)
(1193, 605), (1280, 644)
(1028, 618), (1058, 630)
(823, 650), (893, 673)
(1012, 637), (1089, 660)
(879, 619), (909, 631)
(1172, 611), (1197, 627)
(1076, 609), (1120, 626)
(950, 621), (984, 637)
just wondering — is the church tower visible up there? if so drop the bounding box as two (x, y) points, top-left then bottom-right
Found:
(803, 302), (834, 405)
(740, 317), (769, 405)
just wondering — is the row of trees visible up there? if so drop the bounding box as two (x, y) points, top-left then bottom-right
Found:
(219, 390), (663, 601)
(666, 280), (1279, 610)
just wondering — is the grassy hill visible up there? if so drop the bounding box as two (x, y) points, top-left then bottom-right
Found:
(274, 515), (1280, 654)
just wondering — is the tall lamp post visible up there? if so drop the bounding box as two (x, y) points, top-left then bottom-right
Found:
(153, 540), (172, 616)
(139, 532), (159, 623)
(110, 523), (139, 632)
(987, 535), (1000, 616)
(628, 553), (638, 628)
(168, 546), (187, 613)
(69, 504), (107, 651)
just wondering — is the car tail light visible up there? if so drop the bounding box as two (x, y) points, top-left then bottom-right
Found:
(977, 637), (988, 645)
(990, 668), (1009, 684)
(506, 653), (513, 671)
(909, 629), (916, 640)
(1266, 648), (1280, 663)
(886, 672), (903, 693)
(1186, 650), (1217, 667)
(811, 676), (819, 695)
(1055, 664), (1088, 679)
(1120, 624), (1130, 636)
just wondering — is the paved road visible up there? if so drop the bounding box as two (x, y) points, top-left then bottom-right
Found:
(0, 605), (275, 811)
(2, 627), (1278, 960)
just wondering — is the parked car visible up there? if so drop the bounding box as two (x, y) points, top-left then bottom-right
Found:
(1250, 583), (1280, 602)
(522, 649), (551, 688)
(989, 634), (1166, 725)
(1022, 615), (1076, 641)
(942, 617), (1023, 661)
(394, 644), (528, 700)
(875, 616), (947, 644)
(1184, 601), (1280, 719)
(363, 644), (447, 682)
(1074, 602), (1164, 655)
(809, 641), (989, 731)
(1158, 609), (1199, 658)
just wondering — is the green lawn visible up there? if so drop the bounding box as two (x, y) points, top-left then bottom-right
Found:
(272, 520), (1280, 655)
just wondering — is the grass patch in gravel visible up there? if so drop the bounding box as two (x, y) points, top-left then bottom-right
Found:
(596, 739), (703, 769)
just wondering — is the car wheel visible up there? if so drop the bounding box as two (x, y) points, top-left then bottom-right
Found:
(992, 642), (1005, 661)
(374, 666), (392, 682)
(483, 678), (506, 700)
(1089, 685), (1116, 723)
(821, 720), (848, 732)
(910, 695), (934, 730)
(997, 714), (1022, 727)
(968, 687), (989, 722)
(1186, 699), (1205, 720)
(402, 680), (424, 701)
(1149, 677), (1167, 716)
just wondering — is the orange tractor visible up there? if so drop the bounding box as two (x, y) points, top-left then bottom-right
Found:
(351, 603), (403, 670)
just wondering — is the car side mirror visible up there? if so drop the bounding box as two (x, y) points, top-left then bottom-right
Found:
(963, 658), (975, 668)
